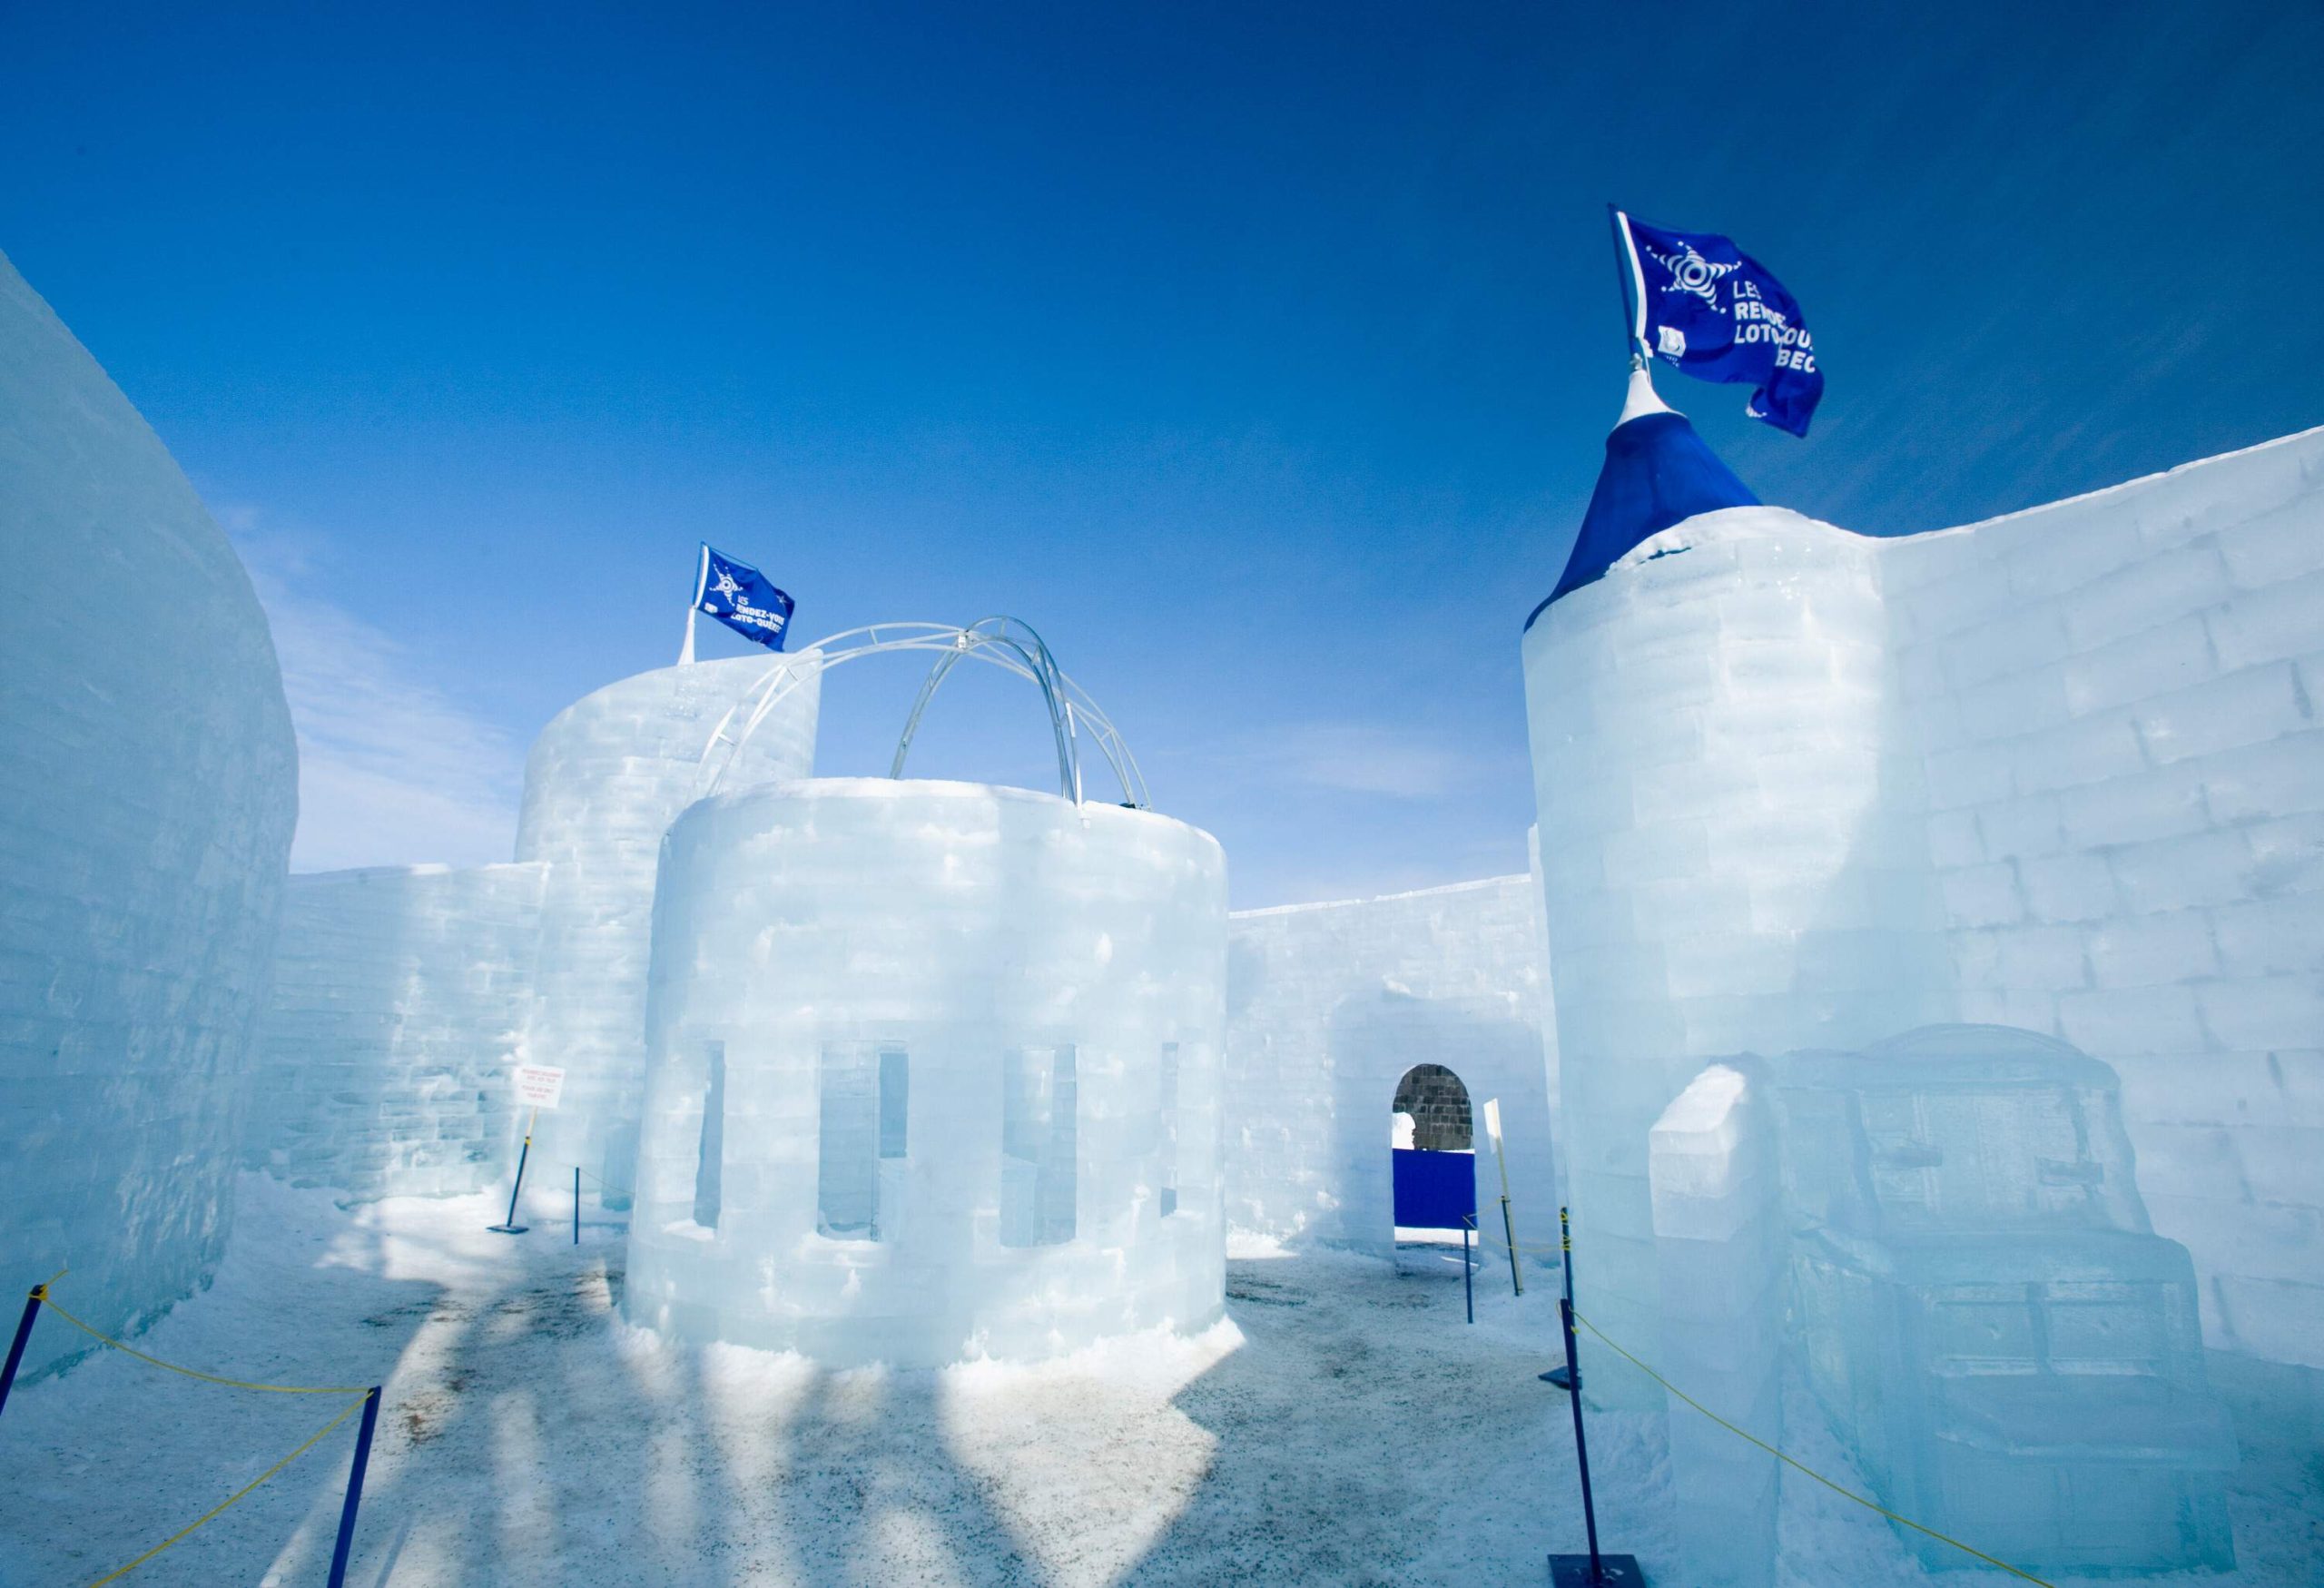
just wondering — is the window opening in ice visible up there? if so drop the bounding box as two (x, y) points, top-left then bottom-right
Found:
(1001, 1043), (1078, 1247)
(819, 1041), (881, 1238)
(878, 1045), (909, 1160)
(693, 1041), (725, 1229)
(1158, 1041), (1180, 1218)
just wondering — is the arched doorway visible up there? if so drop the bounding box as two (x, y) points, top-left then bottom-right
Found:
(1391, 1064), (1476, 1243)
(1392, 1063), (1472, 1151)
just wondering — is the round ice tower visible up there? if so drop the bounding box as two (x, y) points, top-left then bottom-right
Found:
(514, 656), (821, 1203)
(1521, 369), (1948, 1401)
(625, 630), (1227, 1366)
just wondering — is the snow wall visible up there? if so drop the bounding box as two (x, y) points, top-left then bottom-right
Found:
(0, 252), (298, 1370)
(1223, 871), (1559, 1255)
(627, 778), (1227, 1366)
(1525, 427), (2324, 1379)
(245, 863), (546, 1198)
(514, 656), (820, 1204)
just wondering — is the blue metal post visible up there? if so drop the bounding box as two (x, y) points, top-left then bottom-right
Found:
(325, 1387), (382, 1588)
(573, 1167), (581, 1246)
(1462, 1222), (1474, 1324)
(0, 1281), (49, 1426)
(489, 1109), (535, 1234)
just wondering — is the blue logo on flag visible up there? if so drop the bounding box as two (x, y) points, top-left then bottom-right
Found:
(1623, 214), (1823, 437)
(694, 545), (795, 651)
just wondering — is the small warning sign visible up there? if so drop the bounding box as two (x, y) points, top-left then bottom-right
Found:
(514, 1064), (566, 1110)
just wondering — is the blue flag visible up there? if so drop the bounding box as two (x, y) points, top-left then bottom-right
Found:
(1620, 212), (1823, 437)
(693, 545), (795, 651)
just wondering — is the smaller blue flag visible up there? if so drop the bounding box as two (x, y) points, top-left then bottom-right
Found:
(1621, 212), (1823, 437)
(693, 545), (795, 652)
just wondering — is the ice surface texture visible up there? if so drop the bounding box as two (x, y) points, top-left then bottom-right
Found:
(626, 777), (1227, 1366)
(1527, 429), (2324, 1382)
(513, 656), (819, 1205)
(1223, 873), (1559, 1252)
(0, 252), (298, 1371)
(245, 863), (546, 1198)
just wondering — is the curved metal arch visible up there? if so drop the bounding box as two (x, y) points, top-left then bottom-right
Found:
(693, 619), (1148, 810)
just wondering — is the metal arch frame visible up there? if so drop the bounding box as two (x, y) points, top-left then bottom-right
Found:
(694, 619), (1148, 809)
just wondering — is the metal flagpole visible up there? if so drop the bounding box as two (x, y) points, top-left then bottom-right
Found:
(1606, 204), (1649, 365)
(678, 542), (710, 665)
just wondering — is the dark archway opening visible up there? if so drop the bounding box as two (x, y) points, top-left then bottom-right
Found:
(1392, 1063), (1472, 1151)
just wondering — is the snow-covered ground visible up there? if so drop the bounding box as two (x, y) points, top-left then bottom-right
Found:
(0, 1176), (2315, 1586)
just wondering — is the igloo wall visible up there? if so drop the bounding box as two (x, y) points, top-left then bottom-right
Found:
(514, 656), (820, 1204)
(1223, 873), (1559, 1253)
(245, 863), (546, 1198)
(1526, 424), (2324, 1374)
(625, 777), (1227, 1366)
(0, 251), (299, 1370)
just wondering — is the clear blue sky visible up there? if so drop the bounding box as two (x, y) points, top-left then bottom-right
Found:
(5, 2), (2319, 904)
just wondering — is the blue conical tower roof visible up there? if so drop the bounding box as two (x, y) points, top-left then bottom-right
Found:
(1526, 368), (1759, 629)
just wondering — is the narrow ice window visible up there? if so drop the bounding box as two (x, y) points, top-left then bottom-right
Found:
(693, 1041), (725, 1229)
(1158, 1041), (1180, 1218)
(1000, 1044), (1078, 1247)
(819, 1041), (880, 1238)
(879, 1046), (909, 1159)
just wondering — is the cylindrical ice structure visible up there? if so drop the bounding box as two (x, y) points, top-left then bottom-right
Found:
(246, 863), (547, 1198)
(1521, 505), (1948, 1402)
(0, 251), (298, 1372)
(513, 657), (819, 1203)
(626, 777), (1228, 1366)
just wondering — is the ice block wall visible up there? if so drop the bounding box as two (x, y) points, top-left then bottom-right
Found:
(1526, 426), (2324, 1370)
(1224, 874), (1558, 1251)
(1881, 428), (2324, 1366)
(245, 863), (546, 1198)
(627, 778), (1227, 1366)
(0, 251), (298, 1370)
(1522, 505), (1948, 1399)
(514, 656), (819, 1203)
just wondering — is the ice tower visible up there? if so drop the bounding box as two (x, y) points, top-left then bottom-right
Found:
(1522, 369), (1952, 1401)
(515, 656), (821, 1205)
(626, 630), (1226, 1366)
(0, 251), (298, 1369)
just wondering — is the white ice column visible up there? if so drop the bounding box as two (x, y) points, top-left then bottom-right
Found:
(627, 778), (1228, 1366)
(1649, 1064), (1784, 1588)
(1522, 506), (1947, 1401)
(0, 251), (298, 1371)
(513, 656), (819, 1203)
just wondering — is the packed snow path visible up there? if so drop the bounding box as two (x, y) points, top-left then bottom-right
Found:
(0, 1178), (2315, 1585)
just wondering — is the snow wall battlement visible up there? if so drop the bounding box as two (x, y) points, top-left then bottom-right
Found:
(0, 252), (299, 1373)
(1525, 425), (2324, 1376)
(1223, 866), (1561, 1252)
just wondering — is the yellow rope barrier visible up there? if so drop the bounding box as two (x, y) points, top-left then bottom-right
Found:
(82, 1389), (375, 1587)
(37, 1300), (369, 1396)
(1567, 1308), (2057, 1587)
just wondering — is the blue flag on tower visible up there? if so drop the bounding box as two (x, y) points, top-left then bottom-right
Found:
(692, 545), (795, 652)
(1618, 212), (1823, 437)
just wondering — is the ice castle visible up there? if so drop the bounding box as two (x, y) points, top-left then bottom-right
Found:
(5, 243), (2320, 1572)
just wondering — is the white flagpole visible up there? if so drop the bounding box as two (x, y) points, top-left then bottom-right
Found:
(1607, 204), (1649, 363)
(678, 543), (710, 666)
